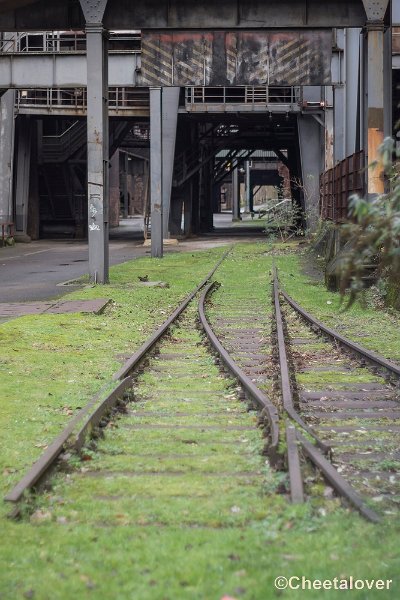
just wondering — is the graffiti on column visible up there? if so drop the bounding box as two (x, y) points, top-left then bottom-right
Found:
(89, 193), (102, 232)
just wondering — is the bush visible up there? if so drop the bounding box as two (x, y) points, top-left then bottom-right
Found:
(337, 138), (400, 309)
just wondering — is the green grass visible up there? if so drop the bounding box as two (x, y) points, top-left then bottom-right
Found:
(275, 252), (400, 363)
(0, 247), (227, 503)
(297, 368), (384, 388)
(0, 242), (399, 599)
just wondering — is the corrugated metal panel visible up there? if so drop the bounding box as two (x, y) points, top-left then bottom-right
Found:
(139, 30), (332, 86)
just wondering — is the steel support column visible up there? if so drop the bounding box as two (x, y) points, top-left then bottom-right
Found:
(109, 150), (120, 227)
(0, 90), (16, 226)
(80, 0), (109, 283)
(297, 115), (322, 230)
(121, 153), (129, 218)
(162, 87), (180, 238)
(14, 115), (32, 239)
(362, 0), (390, 196)
(332, 30), (346, 163)
(150, 86), (163, 257)
(324, 85), (334, 170)
(383, 25), (392, 140)
(245, 161), (251, 212)
(86, 23), (109, 282)
(345, 28), (361, 156)
(232, 167), (241, 221)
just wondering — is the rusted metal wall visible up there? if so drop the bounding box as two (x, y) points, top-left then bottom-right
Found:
(139, 30), (332, 86)
(393, 26), (400, 53)
(320, 151), (364, 222)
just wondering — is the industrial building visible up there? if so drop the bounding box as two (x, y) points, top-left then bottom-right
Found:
(0, 0), (397, 282)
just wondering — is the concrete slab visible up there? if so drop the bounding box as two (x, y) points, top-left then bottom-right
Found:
(0, 298), (110, 317)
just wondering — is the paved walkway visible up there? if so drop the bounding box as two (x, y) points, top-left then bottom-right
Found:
(0, 216), (260, 304)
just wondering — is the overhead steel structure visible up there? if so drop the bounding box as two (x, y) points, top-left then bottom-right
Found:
(0, 0), (393, 282)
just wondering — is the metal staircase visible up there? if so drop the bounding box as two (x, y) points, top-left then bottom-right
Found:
(41, 121), (86, 163)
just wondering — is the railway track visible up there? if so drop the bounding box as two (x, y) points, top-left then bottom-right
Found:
(4, 250), (279, 529)
(4, 248), (399, 526)
(273, 268), (400, 521)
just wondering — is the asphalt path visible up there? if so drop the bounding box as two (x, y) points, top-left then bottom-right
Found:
(0, 238), (150, 303)
(0, 215), (262, 304)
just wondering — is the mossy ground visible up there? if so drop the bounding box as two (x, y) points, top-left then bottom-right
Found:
(0, 241), (399, 599)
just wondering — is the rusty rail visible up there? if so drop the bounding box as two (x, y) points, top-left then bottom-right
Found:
(286, 422), (304, 504)
(280, 289), (400, 380)
(5, 250), (231, 506)
(198, 282), (280, 464)
(274, 270), (381, 522)
(4, 378), (133, 504)
(273, 268), (330, 454)
(114, 249), (231, 381)
(296, 430), (380, 523)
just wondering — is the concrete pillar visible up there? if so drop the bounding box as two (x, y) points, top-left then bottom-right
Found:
(80, 0), (109, 283)
(0, 90), (15, 226)
(150, 87), (163, 257)
(297, 115), (323, 230)
(14, 115), (32, 240)
(361, 0), (390, 196)
(161, 87), (180, 238)
(232, 167), (240, 220)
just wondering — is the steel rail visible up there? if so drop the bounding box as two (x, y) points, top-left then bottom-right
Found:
(280, 288), (400, 380)
(285, 422), (304, 504)
(198, 282), (280, 463)
(5, 249), (231, 505)
(296, 430), (380, 523)
(273, 269), (381, 522)
(4, 377), (133, 503)
(273, 269), (331, 454)
(113, 249), (231, 381)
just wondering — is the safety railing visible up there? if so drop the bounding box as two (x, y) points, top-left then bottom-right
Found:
(185, 86), (302, 107)
(0, 31), (141, 53)
(16, 87), (149, 111)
